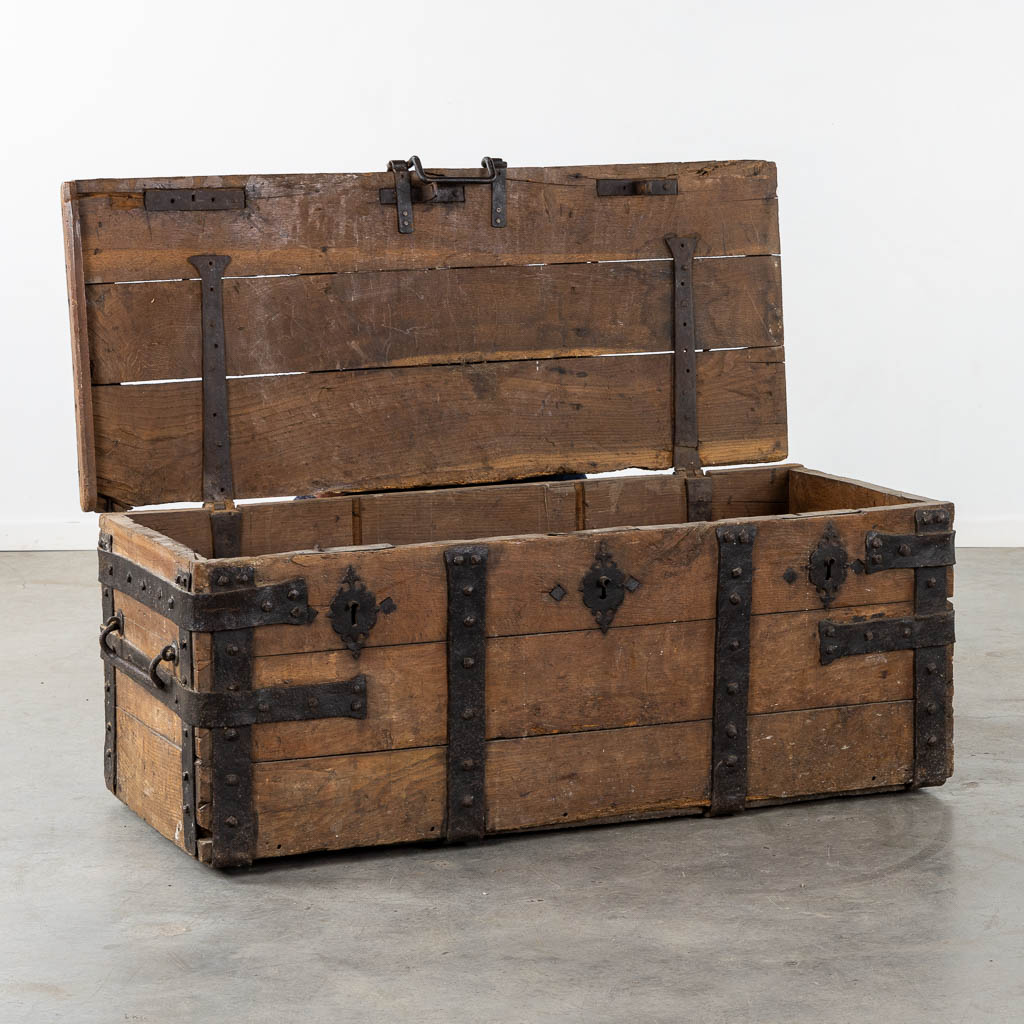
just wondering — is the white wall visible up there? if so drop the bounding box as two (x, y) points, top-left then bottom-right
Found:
(2, 0), (1020, 548)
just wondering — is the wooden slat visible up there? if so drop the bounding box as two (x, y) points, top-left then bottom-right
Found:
(115, 673), (181, 745)
(101, 513), (196, 582)
(122, 508), (213, 558)
(74, 160), (779, 284)
(747, 701), (914, 800)
(196, 506), (922, 659)
(92, 349), (787, 507)
(62, 182), (98, 511)
(789, 468), (935, 514)
(86, 256), (783, 384)
(114, 708), (186, 850)
(485, 721), (712, 831)
(252, 746), (446, 858)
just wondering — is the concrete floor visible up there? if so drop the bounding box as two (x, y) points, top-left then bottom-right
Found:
(1, 549), (1022, 1024)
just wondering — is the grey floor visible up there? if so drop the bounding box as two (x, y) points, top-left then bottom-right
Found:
(1, 549), (1022, 1024)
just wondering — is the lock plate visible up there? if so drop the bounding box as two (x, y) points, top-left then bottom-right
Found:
(807, 522), (848, 608)
(579, 541), (640, 633)
(327, 566), (396, 658)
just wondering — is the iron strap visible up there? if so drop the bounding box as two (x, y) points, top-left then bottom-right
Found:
(99, 632), (367, 729)
(709, 525), (757, 815)
(862, 527), (954, 573)
(665, 235), (700, 473)
(97, 550), (315, 631)
(818, 611), (954, 665)
(99, 533), (117, 794)
(685, 475), (713, 522)
(444, 545), (489, 842)
(188, 254), (234, 503)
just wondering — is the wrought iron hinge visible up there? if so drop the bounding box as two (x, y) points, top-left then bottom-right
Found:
(818, 610), (955, 665)
(144, 188), (245, 211)
(860, 527), (954, 573)
(597, 178), (678, 196)
(384, 155), (507, 234)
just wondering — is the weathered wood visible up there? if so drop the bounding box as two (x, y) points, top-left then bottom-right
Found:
(62, 182), (98, 511)
(115, 673), (181, 744)
(710, 464), (791, 520)
(92, 349), (787, 508)
(253, 746), (446, 858)
(74, 161), (779, 284)
(789, 468), (932, 514)
(123, 508), (213, 558)
(747, 701), (914, 800)
(114, 708), (186, 849)
(485, 721), (712, 831)
(100, 513), (195, 583)
(87, 255), (784, 385)
(195, 507), (922, 659)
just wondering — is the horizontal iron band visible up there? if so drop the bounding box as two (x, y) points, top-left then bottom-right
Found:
(819, 610), (954, 666)
(861, 530), (955, 574)
(101, 633), (366, 728)
(98, 550), (316, 631)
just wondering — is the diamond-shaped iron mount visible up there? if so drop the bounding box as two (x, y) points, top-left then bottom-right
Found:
(808, 521), (848, 608)
(579, 541), (639, 633)
(327, 566), (395, 658)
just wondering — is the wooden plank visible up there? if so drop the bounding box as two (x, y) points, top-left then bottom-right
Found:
(115, 708), (186, 850)
(241, 496), (354, 555)
(709, 464), (792, 520)
(200, 506), (922, 659)
(124, 508), (212, 558)
(62, 182), (98, 511)
(100, 513), (197, 581)
(747, 701), (914, 800)
(116, 673), (181, 745)
(74, 160), (779, 284)
(252, 746), (446, 858)
(86, 255), (783, 384)
(92, 349), (787, 507)
(485, 721), (712, 831)
(789, 468), (936, 514)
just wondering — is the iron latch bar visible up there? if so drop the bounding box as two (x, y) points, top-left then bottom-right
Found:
(145, 188), (245, 211)
(384, 156), (507, 234)
(862, 528), (955, 573)
(818, 611), (954, 665)
(97, 549), (316, 632)
(597, 178), (678, 197)
(100, 631), (367, 728)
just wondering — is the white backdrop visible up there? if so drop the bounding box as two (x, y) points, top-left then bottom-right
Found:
(2, 0), (1020, 548)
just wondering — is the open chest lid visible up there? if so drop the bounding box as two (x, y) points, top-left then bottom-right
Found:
(62, 158), (786, 513)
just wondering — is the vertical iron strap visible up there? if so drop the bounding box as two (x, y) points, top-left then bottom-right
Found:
(188, 255), (234, 503)
(207, 514), (256, 867)
(710, 525), (757, 815)
(491, 159), (508, 228)
(178, 617), (197, 856)
(912, 508), (953, 787)
(686, 475), (713, 522)
(665, 235), (700, 473)
(99, 532), (117, 794)
(444, 545), (489, 841)
(389, 160), (414, 234)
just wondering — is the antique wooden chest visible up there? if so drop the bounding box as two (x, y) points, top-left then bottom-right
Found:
(62, 158), (955, 867)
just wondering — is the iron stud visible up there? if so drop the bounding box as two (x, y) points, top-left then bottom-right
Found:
(290, 606), (302, 618)
(226, 816), (238, 827)
(728, 639), (740, 651)
(926, 577), (937, 588)
(926, 734), (938, 746)
(287, 588), (300, 600)
(258, 702), (269, 713)
(462, 707), (475, 720)
(470, 554), (481, 565)
(352, 680), (365, 695)
(461, 794), (475, 807)
(261, 600), (273, 612)
(462, 657), (475, 669)
(217, 574), (230, 586)
(724, 723), (738, 739)
(463, 616), (476, 627)
(726, 682), (739, 694)
(226, 774), (239, 786)
(226, 644), (239, 656)
(224, 728), (238, 740)
(729, 593), (741, 605)
(898, 543), (911, 557)
(731, 566), (742, 578)
(461, 758), (475, 770)
(453, 555), (465, 566)
(725, 754), (738, 767)
(871, 537), (883, 550)
(871, 554), (883, 565)
(926, 662), (937, 675)
(463, 585), (474, 596)
(350, 700), (363, 712)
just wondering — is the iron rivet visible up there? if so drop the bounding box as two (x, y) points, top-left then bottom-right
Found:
(226, 644), (239, 656)
(903, 627), (912, 638)
(871, 537), (883, 550)
(463, 585), (474, 596)
(898, 544), (911, 557)
(106, 723), (112, 732)
(926, 577), (937, 588)
(920, 511), (932, 524)
(731, 567), (742, 578)
(725, 723), (738, 739)
(224, 728), (238, 740)
(228, 682), (239, 692)
(350, 699), (363, 712)
(724, 531), (736, 543)
(462, 657), (475, 668)
(461, 758), (475, 770)
(825, 626), (836, 637)
(461, 794), (475, 807)
(725, 754), (738, 767)
(926, 734), (938, 746)
(287, 588), (300, 601)
(871, 554), (883, 565)
(463, 616), (476, 627)
(728, 639), (740, 651)
(826, 644), (838, 655)
(261, 600), (273, 612)
(217, 575), (230, 586)
(106, 749), (112, 758)
(168, 598), (175, 609)
(183, 805), (191, 815)
(462, 707), (475, 720)
(936, 511), (948, 523)
(226, 774), (239, 786)
(926, 662), (937, 675)
(470, 554), (481, 565)
(182, 771), (190, 781)
(729, 593), (741, 605)
(226, 816), (238, 827)
(453, 555), (465, 566)
(258, 702), (269, 713)
(290, 606), (302, 618)
(864, 631), (874, 641)
(739, 530), (750, 544)
(308, 696), (319, 709)
(726, 682), (739, 694)
(926, 702), (938, 714)
(352, 680), (364, 695)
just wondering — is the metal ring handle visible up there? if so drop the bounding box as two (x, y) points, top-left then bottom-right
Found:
(406, 155), (499, 185)
(100, 612), (124, 652)
(148, 644), (178, 688)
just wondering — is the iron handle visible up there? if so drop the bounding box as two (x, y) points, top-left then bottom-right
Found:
(148, 644), (179, 688)
(403, 155), (501, 185)
(100, 612), (124, 651)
